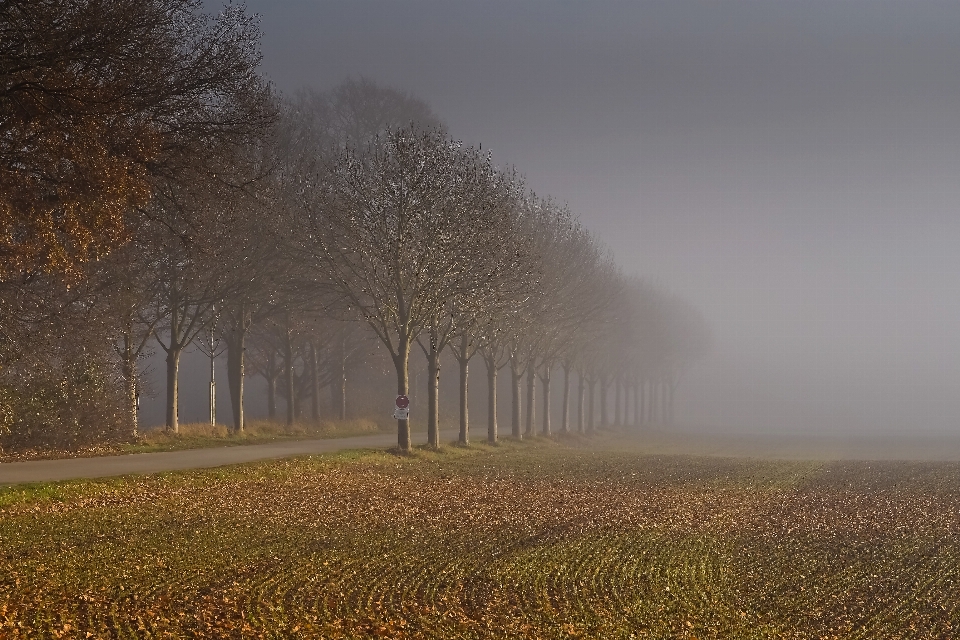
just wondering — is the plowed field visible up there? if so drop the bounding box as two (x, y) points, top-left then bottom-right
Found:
(2, 435), (960, 638)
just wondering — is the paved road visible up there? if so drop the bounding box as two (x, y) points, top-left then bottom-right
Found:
(7, 427), (960, 486)
(0, 430), (455, 485)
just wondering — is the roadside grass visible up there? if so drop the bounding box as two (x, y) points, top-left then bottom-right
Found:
(2, 432), (960, 638)
(121, 418), (389, 454)
(0, 418), (392, 462)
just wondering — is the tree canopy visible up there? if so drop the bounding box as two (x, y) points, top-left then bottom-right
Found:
(0, 0), (272, 278)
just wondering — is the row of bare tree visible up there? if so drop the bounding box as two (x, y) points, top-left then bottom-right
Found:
(0, 0), (709, 451)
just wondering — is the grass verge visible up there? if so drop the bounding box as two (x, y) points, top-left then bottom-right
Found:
(0, 417), (392, 462)
(121, 418), (389, 454)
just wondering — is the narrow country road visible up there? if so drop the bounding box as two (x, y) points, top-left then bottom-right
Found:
(0, 430), (456, 485)
(7, 428), (960, 486)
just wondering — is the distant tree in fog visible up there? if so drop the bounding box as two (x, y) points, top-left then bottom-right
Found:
(608, 279), (712, 427)
(287, 78), (442, 155)
(499, 197), (619, 438)
(656, 290), (712, 424)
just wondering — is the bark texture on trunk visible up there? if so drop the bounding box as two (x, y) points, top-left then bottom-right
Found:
(224, 311), (248, 434)
(486, 362), (497, 443)
(458, 356), (469, 444)
(121, 334), (138, 438)
(209, 348), (216, 428)
(524, 367), (536, 437)
(393, 345), (411, 451)
(540, 367), (551, 436)
(427, 350), (440, 447)
(226, 333), (245, 432)
(165, 348), (180, 433)
(283, 327), (295, 426)
(510, 358), (522, 439)
(310, 343), (321, 422)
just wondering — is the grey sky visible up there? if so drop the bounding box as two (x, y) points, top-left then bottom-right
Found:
(203, 0), (960, 434)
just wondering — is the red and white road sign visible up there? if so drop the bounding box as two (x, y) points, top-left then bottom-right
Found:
(395, 395), (409, 409)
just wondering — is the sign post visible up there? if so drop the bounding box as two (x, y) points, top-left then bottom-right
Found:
(393, 395), (410, 420)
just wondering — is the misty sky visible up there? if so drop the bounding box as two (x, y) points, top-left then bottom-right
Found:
(198, 0), (960, 434)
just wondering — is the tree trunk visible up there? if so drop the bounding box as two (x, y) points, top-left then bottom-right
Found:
(165, 347), (180, 433)
(393, 343), (411, 451)
(662, 381), (668, 424)
(293, 379), (302, 420)
(652, 381), (659, 424)
(623, 380), (630, 427)
(427, 353), (440, 448)
(600, 377), (609, 427)
(588, 380), (596, 432)
(458, 349), (469, 445)
(284, 328), (295, 427)
(338, 333), (347, 420)
(209, 341), (216, 428)
(654, 381), (661, 424)
(644, 380), (650, 425)
(577, 373), (585, 434)
(164, 286), (181, 433)
(267, 373), (277, 419)
(338, 364), (347, 420)
(634, 380), (641, 428)
(525, 367), (536, 437)
(225, 313), (247, 434)
(486, 357), (498, 444)
(560, 365), (571, 434)
(614, 378), (621, 426)
(226, 334), (244, 433)
(311, 343), (321, 422)
(426, 325), (441, 448)
(541, 367), (551, 436)
(646, 380), (652, 425)
(510, 356), (522, 439)
(121, 333), (138, 439)
(623, 380), (629, 427)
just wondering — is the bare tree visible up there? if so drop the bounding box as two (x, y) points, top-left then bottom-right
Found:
(295, 128), (529, 450)
(97, 243), (165, 438)
(195, 309), (227, 428)
(504, 198), (618, 437)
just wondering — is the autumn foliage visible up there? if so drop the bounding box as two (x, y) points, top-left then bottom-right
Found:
(0, 0), (270, 278)
(3, 439), (960, 637)
(0, 0), (273, 447)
